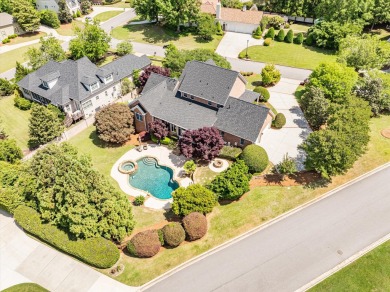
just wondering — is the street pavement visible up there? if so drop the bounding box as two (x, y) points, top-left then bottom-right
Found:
(143, 164), (390, 292)
(101, 9), (136, 33)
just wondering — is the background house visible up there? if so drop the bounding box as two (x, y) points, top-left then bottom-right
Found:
(0, 12), (24, 41)
(36, 0), (80, 14)
(18, 54), (150, 121)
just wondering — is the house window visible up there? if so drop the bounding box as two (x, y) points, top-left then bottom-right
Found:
(105, 74), (113, 83)
(208, 101), (212, 106)
(182, 92), (188, 98)
(135, 112), (143, 121)
(105, 91), (108, 96)
(90, 82), (99, 92)
(65, 104), (71, 112)
(82, 100), (93, 110)
(171, 124), (177, 132)
(22, 88), (30, 95)
(96, 95), (99, 100)
(220, 131), (224, 138)
(190, 96), (194, 100)
(42, 81), (49, 88)
(240, 138), (245, 145)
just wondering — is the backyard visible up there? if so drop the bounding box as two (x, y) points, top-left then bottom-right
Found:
(0, 95), (31, 152)
(0, 43), (40, 73)
(310, 239), (390, 291)
(111, 23), (223, 50)
(94, 10), (123, 22)
(239, 42), (337, 70)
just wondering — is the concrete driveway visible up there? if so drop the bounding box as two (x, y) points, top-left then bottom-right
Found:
(216, 32), (263, 58)
(259, 78), (311, 169)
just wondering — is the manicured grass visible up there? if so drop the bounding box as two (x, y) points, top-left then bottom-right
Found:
(289, 23), (311, 32)
(310, 240), (390, 291)
(111, 24), (223, 50)
(0, 95), (31, 151)
(4, 32), (47, 45)
(244, 73), (262, 90)
(0, 43), (40, 73)
(102, 114), (390, 285)
(193, 165), (219, 185)
(55, 20), (84, 36)
(239, 42), (337, 70)
(2, 283), (48, 292)
(67, 126), (166, 229)
(94, 10), (123, 22)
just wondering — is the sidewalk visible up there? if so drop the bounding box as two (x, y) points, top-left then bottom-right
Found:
(0, 210), (137, 292)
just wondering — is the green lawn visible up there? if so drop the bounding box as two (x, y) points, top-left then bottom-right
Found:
(111, 24), (223, 50)
(289, 23), (311, 32)
(4, 32), (47, 45)
(239, 42), (337, 70)
(0, 95), (31, 151)
(244, 73), (262, 90)
(2, 283), (48, 292)
(310, 240), (390, 291)
(55, 20), (84, 36)
(193, 165), (219, 185)
(101, 114), (390, 286)
(102, 0), (130, 8)
(94, 10), (123, 22)
(0, 43), (40, 73)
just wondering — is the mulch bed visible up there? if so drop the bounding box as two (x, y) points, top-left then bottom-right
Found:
(381, 128), (390, 139)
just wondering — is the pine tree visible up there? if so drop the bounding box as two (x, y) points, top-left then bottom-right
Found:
(284, 29), (294, 43)
(15, 62), (31, 82)
(57, 0), (73, 24)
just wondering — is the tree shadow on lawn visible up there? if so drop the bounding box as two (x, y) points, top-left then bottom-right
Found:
(89, 130), (124, 149)
(122, 24), (182, 44)
(301, 44), (336, 56)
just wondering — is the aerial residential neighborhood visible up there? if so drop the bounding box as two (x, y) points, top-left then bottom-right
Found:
(0, 0), (389, 291)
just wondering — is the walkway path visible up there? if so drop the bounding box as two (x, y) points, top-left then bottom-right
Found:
(0, 210), (136, 292)
(143, 164), (390, 292)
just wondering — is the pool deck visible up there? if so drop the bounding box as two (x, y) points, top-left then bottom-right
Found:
(111, 144), (191, 210)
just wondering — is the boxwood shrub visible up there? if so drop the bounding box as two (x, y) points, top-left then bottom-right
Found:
(253, 86), (270, 102)
(162, 222), (185, 247)
(151, 134), (172, 145)
(126, 230), (161, 258)
(273, 113), (286, 129)
(218, 146), (242, 161)
(14, 205), (120, 268)
(240, 144), (269, 173)
(182, 212), (207, 241)
(264, 38), (272, 46)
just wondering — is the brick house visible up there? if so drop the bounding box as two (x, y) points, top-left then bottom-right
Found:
(130, 60), (273, 147)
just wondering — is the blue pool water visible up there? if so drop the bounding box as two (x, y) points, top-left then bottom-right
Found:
(129, 157), (179, 199)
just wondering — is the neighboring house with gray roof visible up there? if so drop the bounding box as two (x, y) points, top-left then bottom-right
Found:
(130, 60), (273, 147)
(18, 54), (150, 121)
(0, 12), (24, 41)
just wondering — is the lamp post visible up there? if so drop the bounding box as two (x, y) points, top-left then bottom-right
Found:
(245, 39), (249, 59)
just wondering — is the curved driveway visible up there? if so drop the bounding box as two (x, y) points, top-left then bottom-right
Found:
(143, 164), (390, 292)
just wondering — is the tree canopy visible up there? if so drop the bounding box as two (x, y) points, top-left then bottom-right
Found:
(138, 65), (170, 88)
(57, 0), (73, 23)
(26, 36), (66, 71)
(11, 0), (40, 32)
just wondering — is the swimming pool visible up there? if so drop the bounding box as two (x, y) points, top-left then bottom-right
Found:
(129, 157), (179, 199)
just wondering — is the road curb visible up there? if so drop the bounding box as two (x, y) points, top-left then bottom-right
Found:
(297, 232), (390, 291)
(140, 162), (390, 291)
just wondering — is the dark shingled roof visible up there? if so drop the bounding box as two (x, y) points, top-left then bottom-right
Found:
(40, 71), (60, 82)
(18, 54), (150, 106)
(215, 97), (269, 142)
(178, 61), (242, 106)
(239, 90), (260, 103)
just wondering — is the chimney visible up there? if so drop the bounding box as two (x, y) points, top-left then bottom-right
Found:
(216, 1), (221, 19)
(242, 5), (246, 11)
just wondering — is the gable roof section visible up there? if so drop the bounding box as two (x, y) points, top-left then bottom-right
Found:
(214, 97), (269, 142)
(18, 54), (150, 106)
(178, 61), (239, 105)
(201, 0), (216, 14)
(220, 7), (263, 25)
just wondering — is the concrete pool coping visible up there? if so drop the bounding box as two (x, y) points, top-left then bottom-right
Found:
(111, 144), (191, 210)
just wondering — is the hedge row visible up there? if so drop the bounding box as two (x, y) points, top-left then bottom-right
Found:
(14, 205), (120, 268)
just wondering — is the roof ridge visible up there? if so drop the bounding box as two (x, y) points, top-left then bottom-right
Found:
(228, 96), (270, 111)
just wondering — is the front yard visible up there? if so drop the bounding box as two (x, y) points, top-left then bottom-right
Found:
(94, 10), (123, 22)
(0, 43), (40, 73)
(239, 42), (337, 70)
(2, 32), (47, 46)
(111, 23), (223, 50)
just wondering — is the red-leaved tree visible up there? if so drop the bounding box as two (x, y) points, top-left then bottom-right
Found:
(139, 65), (171, 88)
(149, 119), (168, 141)
(179, 127), (224, 161)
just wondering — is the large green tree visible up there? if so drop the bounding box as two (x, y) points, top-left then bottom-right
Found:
(0, 0), (12, 13)
(197, 12), (217, 41)
(0, 139), (22, 163)
(308, 62), (358, 103)
(18, 143), (135, 241)
(26, 36), (66, 70)
(338, 35), (390, 71)
(300, 87), (330, 130)
(57, 0), (73, 23)
(28, 104), (64, 147)
(11, 0), (40, 32)
(69, 20), (111, 62)
(157, 0), (200, 32)
(367, 0), (390, 29)
(15, 62), (31, 83)
(132, 0), (159, 21)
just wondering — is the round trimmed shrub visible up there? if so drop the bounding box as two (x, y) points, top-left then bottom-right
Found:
(182, 212), (207, 241)
(264, 38), (272, 46)
(253, 86), (270, 102)
(126, 230), (161, 258)
(294, 32), (304, 44)
(162, 222), (185, 247)
(276, 29), (285, 42)
(273, 113), (286, 129)
(240, 144), (268, 173)
(265, 27), (275, 39)
(284, 29), (294, 43)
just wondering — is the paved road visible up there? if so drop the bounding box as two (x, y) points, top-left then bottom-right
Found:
(101, 9), (136, 33)
(144, 164), (390, 292)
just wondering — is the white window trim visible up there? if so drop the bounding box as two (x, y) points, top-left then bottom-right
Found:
(90, 82), (99, 92)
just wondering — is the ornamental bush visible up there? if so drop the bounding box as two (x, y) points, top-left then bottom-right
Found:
(116, 41), (133, 56)
(276, 29), (285, 42)
(39, 9), (60, 28)
(240, 145), (268, 173)
(172, 184), (217, 216)
(0, 78), (15, 96)
(264, 38), (272, 46)
(182, 212), (207, 241)
(133, 195), (145, 206)
(253, 86), (270, 101)
(127, 230), (161, 258)
(261, 64), (281, 86)
(284, 29), (294, 43)
(14, 205), (120, 268)
(0, 139), (23, 164)
(252, 26), (262, 39)
(14, 95), (32, 110)
(294, 32), (304, 44)
(273, 113), (286, 129)
(265, 27), (275, 39)
(162, 223), (185, 247)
